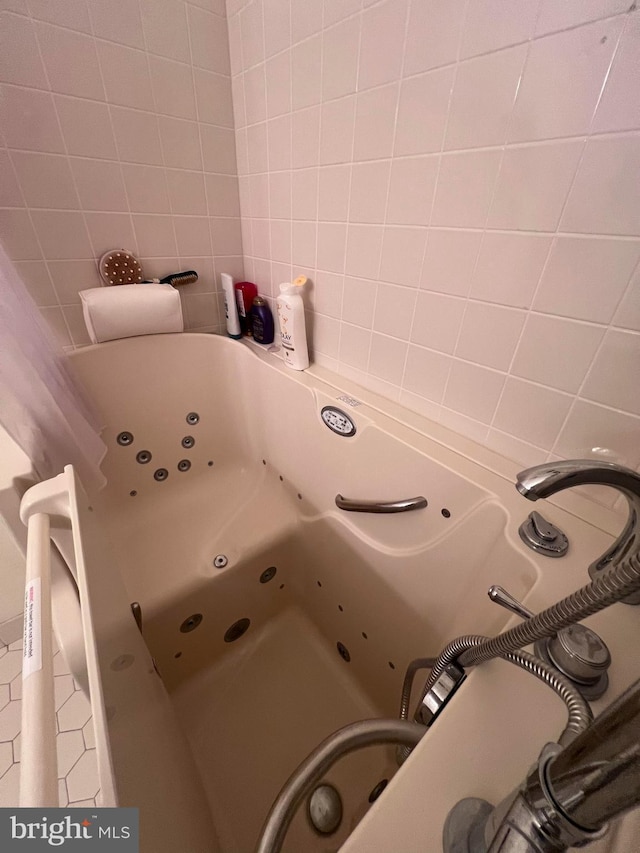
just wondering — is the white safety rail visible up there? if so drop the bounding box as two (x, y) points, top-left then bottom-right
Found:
(19, 466), (117, 808)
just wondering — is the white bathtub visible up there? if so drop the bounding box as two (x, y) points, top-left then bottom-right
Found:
(38, 332), (640, 851)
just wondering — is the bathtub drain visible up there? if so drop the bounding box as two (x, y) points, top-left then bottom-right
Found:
(308, 784), (343, 835)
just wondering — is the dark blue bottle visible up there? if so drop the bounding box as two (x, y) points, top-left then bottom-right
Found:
(251, 296), (274, 344)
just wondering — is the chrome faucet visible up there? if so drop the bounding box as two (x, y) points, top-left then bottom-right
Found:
(516, 459), (640, 605)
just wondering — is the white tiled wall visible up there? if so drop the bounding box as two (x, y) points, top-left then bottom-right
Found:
(229, 0), (640, 491)
(0, 0), (244, 344)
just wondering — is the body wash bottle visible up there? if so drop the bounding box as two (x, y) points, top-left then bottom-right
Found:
(221, 273), (242, 339)
(276, 276), (309, 370)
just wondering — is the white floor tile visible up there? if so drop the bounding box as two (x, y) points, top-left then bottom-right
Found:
(66, 749), (99, 803)
(57, 691), (91, 732)
(56, 730), (85, 778)
(0, 651), (23, 685)
(54, 675), (74, 711)
(0, 699), (22, 742)
(0, 764), (20, 807)
(0, 742), (12, 778)
(9, 674), (21, 702)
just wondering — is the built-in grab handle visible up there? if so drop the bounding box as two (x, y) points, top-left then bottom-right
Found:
(335, 494), (427, 513)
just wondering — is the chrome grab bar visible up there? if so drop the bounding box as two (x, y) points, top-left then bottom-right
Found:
(335, 494), (427, 513)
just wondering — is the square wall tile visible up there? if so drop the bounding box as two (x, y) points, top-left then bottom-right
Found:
(470, 232), (552, 308)
(244, 65), (267, 125)
(509, 18), (624, 143)
(202, 125), (237, 174)
(140, 0), (190, 63)
(373, 283), (417, 339)
(534, 236), (640, 323)
(339, 324), (373, 371)
(263, 0), (291, 58)
(322, 16), (360, 101)
(444, 360), (506, 424)
(317, 223), (347, 273)
(492, 376), (572, 450)
(133, 215), (178, 257)
(318, 165), (351, 222)
(89, 0), (144, 48)
(455, 301), (526, 370)
(168, 170), (208, 215)
(55, 96), (118, 161)
(613, 266), (640, 332)
(561, 135), (640, 236)
(594, 12), (640, 134)
(358, 0), (408, 91)
(379, 226), (427, 287)
(445, 45), (527, 151)
(411, 291), (465, 353)
(35, 22), (105, 100)
(349, 161), (391, 224)
(148, 55), (197, 120)
(353, 84), (399, 162)
(0, 149), (23, 207)
(320, 96), (356, 165)
(1, 85), (65, 153)
(555, 399), (640, 469)
(432, 149), (502, 228)
(240, 0), (265, 65)
(176, 217), (213, 257)
(48, 259), (103, 304)
(269, 219), (292, 263)
(121, 164), (170, 213)
(97, 41), (153, 111)
(394, 67), (454, 156)
(266, 52), (291, 118)
(189, 5), (231, 74)
(194, 69), (235, 127)
(581, 329), (640, 415)
(29, 0), (92, 33)
(84, 212), (138, 258)
(403, 344), (452, 402)
(311, 313), (341, 358)
(14, 260), (56, 306)
(158, 117), (202, 170)
(488, 139), (583, 231)
(311, 271), (343, 319)
(404, 0), (466, 76)
(292, 35), (322, 110)
(460, 0), (540, 59)
(511, 314), (605, 394)
(342, 276), (377, 327)
(292, 168), (318, 220)
(10, 152), (79, 210)
(207, 174), (241, 217)
(292, 107), (321, 169)
(0, 13), (47, 89)
(368, 333), (408, 384)
(0, 210), (42, 260)
(386, 156), (438, 226)
(110, 107), (164, 166)
(535, 0), (629, 37)
(420, 229), (483, 296)
(69, 159), (128, 212)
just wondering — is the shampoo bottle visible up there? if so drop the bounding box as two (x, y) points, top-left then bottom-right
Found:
(221, 273), (242, 339)
(234, 280), (258, 336)
(251, 296), (274, 344)
(276, 276), (309, 370)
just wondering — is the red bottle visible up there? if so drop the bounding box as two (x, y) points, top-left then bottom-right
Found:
(234, 281), (258, 336)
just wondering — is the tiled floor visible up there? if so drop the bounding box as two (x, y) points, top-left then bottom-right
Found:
(0, 637), (100, 808)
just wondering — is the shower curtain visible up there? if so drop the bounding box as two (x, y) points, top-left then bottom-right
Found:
(0, 243), (106, 492)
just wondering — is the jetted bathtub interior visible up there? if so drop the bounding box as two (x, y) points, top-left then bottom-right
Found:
(61, 333), (548, 852)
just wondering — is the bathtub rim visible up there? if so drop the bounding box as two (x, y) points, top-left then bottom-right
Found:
(69, 332), (623, 540)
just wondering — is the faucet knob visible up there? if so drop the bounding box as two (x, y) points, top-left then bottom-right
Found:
(488, 585), (611, 699)
(519, 511), (569, 557)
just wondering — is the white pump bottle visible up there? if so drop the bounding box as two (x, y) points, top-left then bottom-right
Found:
(276, 276), (309, 370)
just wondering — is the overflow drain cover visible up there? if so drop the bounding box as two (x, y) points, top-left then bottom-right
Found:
(224, 618), (251, 643)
